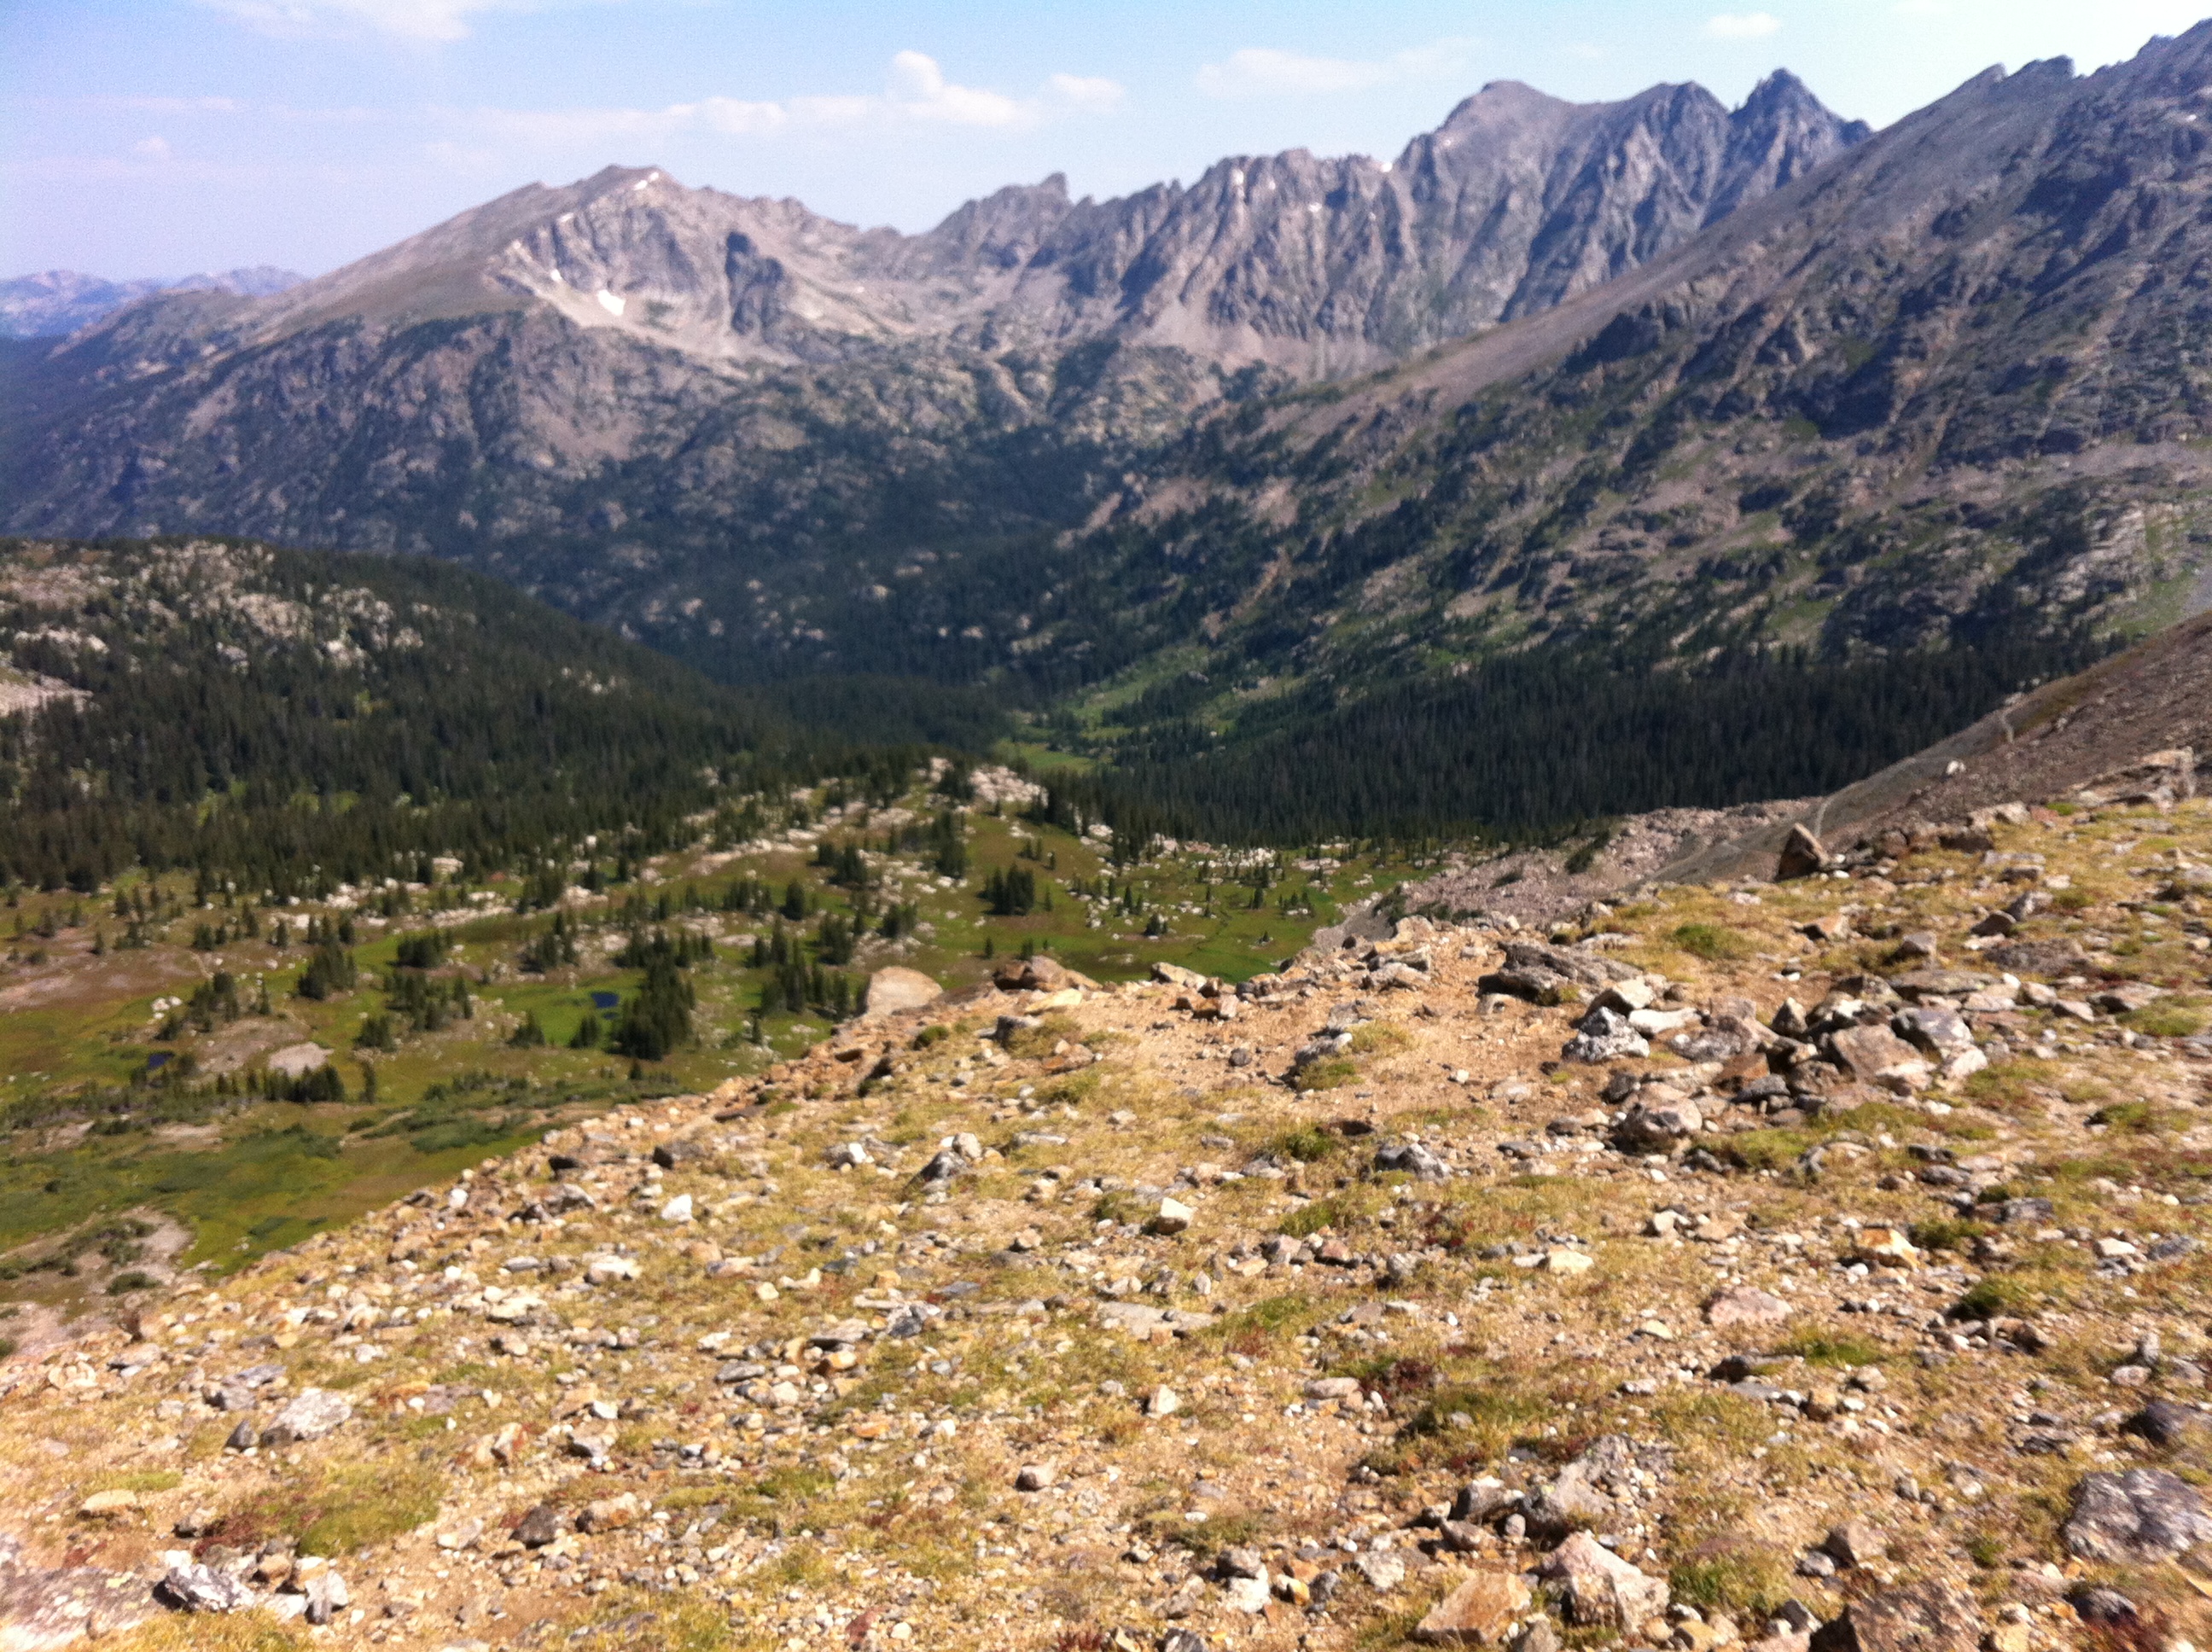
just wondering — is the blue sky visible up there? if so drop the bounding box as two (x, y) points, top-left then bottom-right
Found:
(5, 0), (2210, 278)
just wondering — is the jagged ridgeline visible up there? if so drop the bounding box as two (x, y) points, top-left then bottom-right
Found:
(0, 538), (980, 893)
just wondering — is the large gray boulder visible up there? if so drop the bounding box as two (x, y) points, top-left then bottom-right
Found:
(2061, 1468), (2212, 1562)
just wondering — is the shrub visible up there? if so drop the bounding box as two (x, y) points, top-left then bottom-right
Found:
(1291, 1056), (1359, 1092)
(107, 1270), (160, 1294)
(1672, 922), (1751, 962)
(1769, 1329), (1886, 1367)
(1273, 1126), (1338, 1163)
(2128, 1003), (2205, 1039)
(1347, 1022), (1411, 1056)
(1279, 1198), (1346, 1238)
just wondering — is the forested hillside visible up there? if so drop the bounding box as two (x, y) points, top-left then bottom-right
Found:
(0, 538), (965, 895)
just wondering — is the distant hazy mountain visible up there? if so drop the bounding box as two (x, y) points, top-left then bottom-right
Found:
(0, 266), (303, 339)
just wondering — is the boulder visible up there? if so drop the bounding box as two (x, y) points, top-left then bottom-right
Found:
(1824, 1025), (1930, 1091)
(1561, 1005), (1650, 1064)
(1983, 939), (2088, 977)
(2124, 1400), (2202, 1448)
(864, 966), (944, 1020)
(1890, 1006), (1975, 1056)
(1705, 1287), (1793, 1329)
(577, 1492), (643, 1534)
(1353, 1551), (1406, 1592)
(1614, 1098), (1703, 1150)
(1808, 1581), (1978, 1652)
(1778, 823), (1827, 880)
(158, 1562), (256, 1613)
(2060, 1468), (2212, 1562)
(1536, 1531), (1668, 1630)
(1412, 1570), (1534, 1645)
(514, 1504), (564, 1547)
(1375, 1142), (1450, 1181)
(1820, 1521), (1887, 1568)
(262, 1388), (350, 1447)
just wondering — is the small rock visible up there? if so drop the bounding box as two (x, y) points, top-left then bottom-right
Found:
(1375, 1142), (1450, 1181)
(1353, 1552), (1406, 1592)
(1807, 1580), (1977, 1652)
(1705, 1287), (1792, 1329)
(1146, 1386), (1181, 1417)
(1543, 1249), (1593, 1276)
(1015, 1463), (1057, 1492)
(658, 1194), (694, 1224)
(2069, 1585), (2137, 1624)
(159, 1562), (256, 1613)
(577, 1492), (643, 1534)
(1562, 1006), (1650, 1064)
(2124, 1400), (2201, 1447)
(1536, 1532), (1668, 1630)
(1154, 1197), (1195, 1235)
(1411, 1569), (1534, 1645)
(1217, 1546), (1266, 1580)
(514, 1504), (563, 1547)
(1221, 1576), (1271, 1613)
(78, 1490), (139, 1519)
(262, 1388), (350, 1446)
(305, 1568), (349, 1626)
(1821, 1521), (1886, 1568)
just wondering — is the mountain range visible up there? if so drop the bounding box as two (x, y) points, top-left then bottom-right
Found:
(8, 32), (2212, 839)
(0, 267), (303, 340)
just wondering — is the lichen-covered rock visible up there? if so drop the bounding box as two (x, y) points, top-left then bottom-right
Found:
(2060, 1468), (2212, 1562)
(261, 1387), (350, 1446)
(1808, 1580), (1977, 1652)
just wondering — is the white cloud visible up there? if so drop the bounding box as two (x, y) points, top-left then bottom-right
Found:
(203, 0), (523, 40)
(1705, 12), (1783, 38)
(1195, 37), (1476, 99)
(462, 54), (1121, 150)
(69, 96), (244, 115)
(1045, 73), (1126, 114)
(886, 49), (1025, 127)
(132, 136), (175, 161)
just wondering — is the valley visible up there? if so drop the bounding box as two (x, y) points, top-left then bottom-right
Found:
(9, 16), (2212, 1650)
(0, 750), (1423, 1319)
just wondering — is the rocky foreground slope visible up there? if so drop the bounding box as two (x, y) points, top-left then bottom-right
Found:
(5, 767), (2212, 1651)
